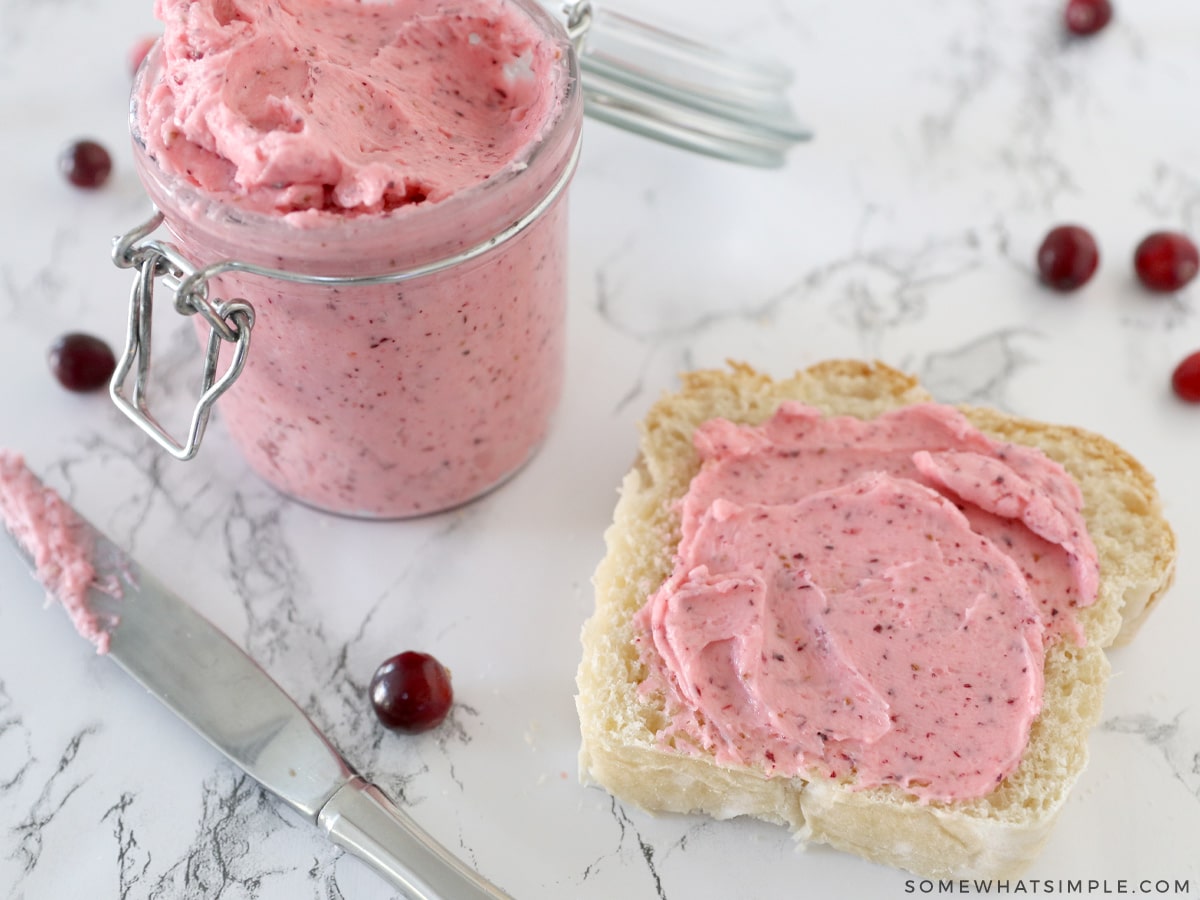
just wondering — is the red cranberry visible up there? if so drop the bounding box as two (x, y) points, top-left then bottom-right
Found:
(1172, 352), (1200, 403)
(1064, 0), (1113, 36)
(370, 651), (453, 733)
(1133, 231), (1199, 292)
(48, 333), (117, 392)
(59, 139), (112, 189)
(1037, 225), (1100, 291)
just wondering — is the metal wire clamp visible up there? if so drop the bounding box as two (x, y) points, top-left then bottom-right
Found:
(110, 212), (254, 461)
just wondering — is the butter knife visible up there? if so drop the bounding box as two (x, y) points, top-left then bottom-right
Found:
(2, 474), (513, 900)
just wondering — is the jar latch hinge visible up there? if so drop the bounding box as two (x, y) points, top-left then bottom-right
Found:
(563, 0), (593, 47)
(110, 211), (255, 461)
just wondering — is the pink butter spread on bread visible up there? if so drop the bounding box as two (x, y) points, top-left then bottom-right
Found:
(634, 402), (1100, 804)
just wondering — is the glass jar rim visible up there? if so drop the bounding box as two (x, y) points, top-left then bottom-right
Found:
(128, 0), (583, 275)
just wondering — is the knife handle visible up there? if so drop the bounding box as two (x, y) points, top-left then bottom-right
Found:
(317, 777), (515, 900)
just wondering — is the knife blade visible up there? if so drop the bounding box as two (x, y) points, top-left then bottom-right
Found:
(1, 464), (513, 900)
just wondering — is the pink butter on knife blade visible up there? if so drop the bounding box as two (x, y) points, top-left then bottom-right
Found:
(0, 448), (513, 900)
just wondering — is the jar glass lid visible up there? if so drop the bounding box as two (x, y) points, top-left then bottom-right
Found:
(562, 0), (813, 168)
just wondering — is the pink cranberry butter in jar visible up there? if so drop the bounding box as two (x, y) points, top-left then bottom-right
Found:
(113, 0), (583, 518)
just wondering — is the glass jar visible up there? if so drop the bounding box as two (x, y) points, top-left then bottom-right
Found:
(115, 0), (583, 518)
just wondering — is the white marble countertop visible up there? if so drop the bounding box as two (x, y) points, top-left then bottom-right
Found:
(2, 0), (1198, 897)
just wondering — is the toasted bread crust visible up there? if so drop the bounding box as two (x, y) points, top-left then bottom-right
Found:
(576, 360), (1176, 878)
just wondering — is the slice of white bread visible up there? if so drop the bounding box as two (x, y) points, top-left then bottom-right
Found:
(576, 359), (1176, 878)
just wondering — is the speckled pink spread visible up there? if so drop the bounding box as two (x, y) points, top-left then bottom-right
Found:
(0, 451), (112, 654)
(139, 0), (563, 219)
(635, 403), (1100, 803)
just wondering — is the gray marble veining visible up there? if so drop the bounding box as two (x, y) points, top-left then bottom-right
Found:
(1, 0), (1198, 897)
